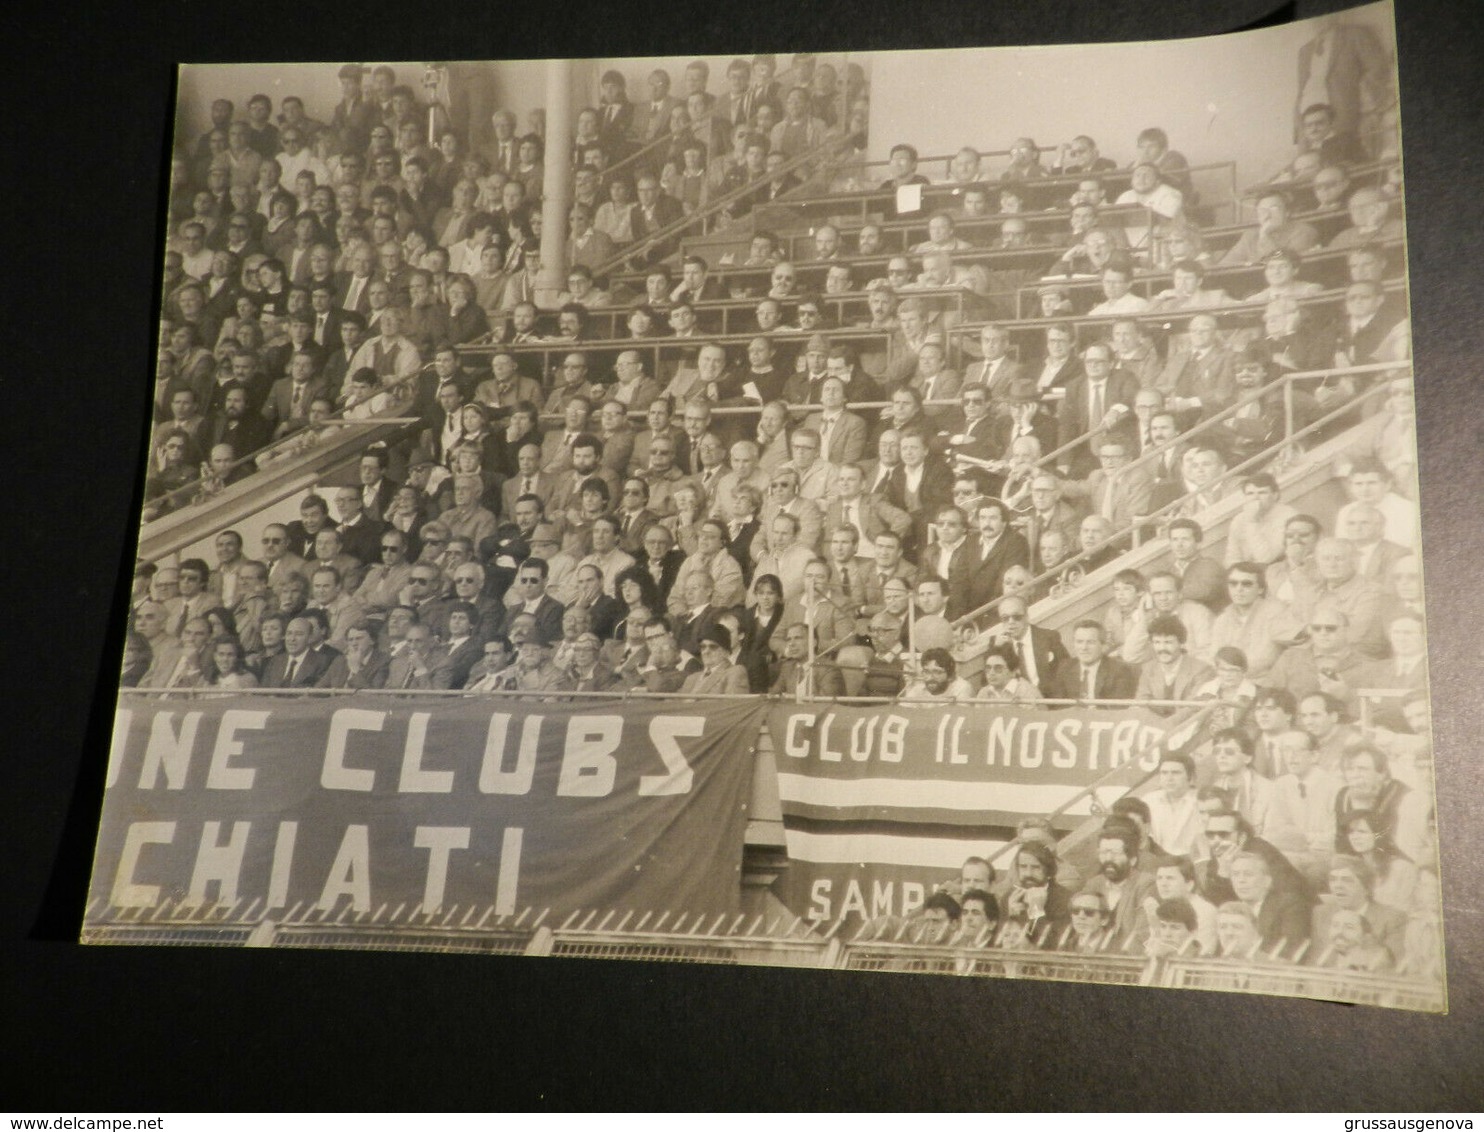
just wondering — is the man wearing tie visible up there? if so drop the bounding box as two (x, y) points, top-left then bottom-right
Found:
(348, 306), (421, 384)
(821, 463), (912, 553)
(616, 478), (661, 555)
(1057, 342), (1139, 477)
(1211, 729), (1277, 837)
(1049, 620), (1137, 704)
(1136, 615), (1214, 706)
(488, 109), (519, 176)
(802, 377), (868, 467)
(261, 616), (332, 687)
(1062, 436), (1154, 534)
(984, 596), (1070, 700)
(962, 324), (1024, 401)
(307, 282), (345, 351)
(824, 526), (875, 623)
(336, 245), (376, 314)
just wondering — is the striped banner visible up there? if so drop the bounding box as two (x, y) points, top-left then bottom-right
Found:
(767, 703), (1171, 826)
(765, 702), (1174, 925)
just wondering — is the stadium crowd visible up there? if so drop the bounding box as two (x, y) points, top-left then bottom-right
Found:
(129, 46), (1436, 976)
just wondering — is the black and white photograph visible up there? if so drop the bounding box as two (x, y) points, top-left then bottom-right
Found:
(77, 1), (1453, 1016)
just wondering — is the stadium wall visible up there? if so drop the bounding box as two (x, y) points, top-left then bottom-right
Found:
(863, 2), (1397, 189)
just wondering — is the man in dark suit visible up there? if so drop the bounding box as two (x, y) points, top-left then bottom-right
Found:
(920, 506), (980, 621)
(261, 615), (334, 688)
(615, 478), (663, 556)
(628, 172), (686, 269)
(317, 623), (391, 689)
(285, 495), (338, 561)
(672, 574), (724, 661)
(440, 603), (486, 689)
(1331, 280), (1405, 366)
(1029, 323), (1082, 395)
(204, 383), (270, 458)
(1230, 849), (1311, 958)
(386, 622), (456, 690)
(1057, 342), (1140, 477)
(308, 283), (349, 353)
(966, 499), (1032, 614)
(984, 595), (1069, 698)
(354, 450), (401, 524)
(505, 558), (566, 644)
(596, 70), (636, 156)
(890, 432), (954, 550)
(724, 512), (762, 584)
(670, 255), (726, 306)
(1197, 807), (1312, 908)
(329, 485), (386, 567)
(635, 525), (686, 610)
(1048, 620), (1137, 703)
(320, 313), (366, 405)
(570, 563), (624, 641)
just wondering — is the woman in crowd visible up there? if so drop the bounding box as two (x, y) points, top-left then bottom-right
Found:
(445, 275), (491, 344)
(206, 634), (260, 691)
(614, 565), (663, 637)
(1341, 810), (1419, 912)
(143, 430), (200, 519)
(625, 303), (661, 339)
(514, 134), (545, 201)
(260, 191), (300, 259)
(975, 645), (1044, 702)
(247, 612), (288, 678)
(595, 176), (636, 245)
(738, 573), (787, 691)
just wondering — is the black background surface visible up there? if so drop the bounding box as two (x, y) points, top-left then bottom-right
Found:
(4, 0), (1481, 1111)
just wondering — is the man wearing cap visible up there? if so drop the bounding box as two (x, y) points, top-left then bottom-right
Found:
(681, 624), (751, 695)
(780, 334), (834, 406)
(486, 517), (558, 606)
(508, 634), (575, 693)
(994, 379), (1059, 467)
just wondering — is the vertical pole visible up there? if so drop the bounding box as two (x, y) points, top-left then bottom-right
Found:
(804, 602), (816, 701)
(537, 59), (575, 309)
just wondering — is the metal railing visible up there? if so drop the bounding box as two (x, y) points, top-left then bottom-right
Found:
(596, 129), (691, 193)
(142, 412), (421, 522)
(77, 896), (1442, 1009)
(791, 160), (1239, 223)
(590, 131), (859, 279)
(948, 362), (1402, 634)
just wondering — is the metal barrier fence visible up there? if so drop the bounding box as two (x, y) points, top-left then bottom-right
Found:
(78, 898), (1442, 1010)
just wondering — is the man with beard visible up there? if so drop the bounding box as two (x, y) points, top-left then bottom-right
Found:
(1080, 823), (1159, 950)
(205, 382), (269, 457)
(1003, 840), (1073, 947)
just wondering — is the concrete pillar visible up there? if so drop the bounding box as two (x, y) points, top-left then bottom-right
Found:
(536, 58), (574, 308)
